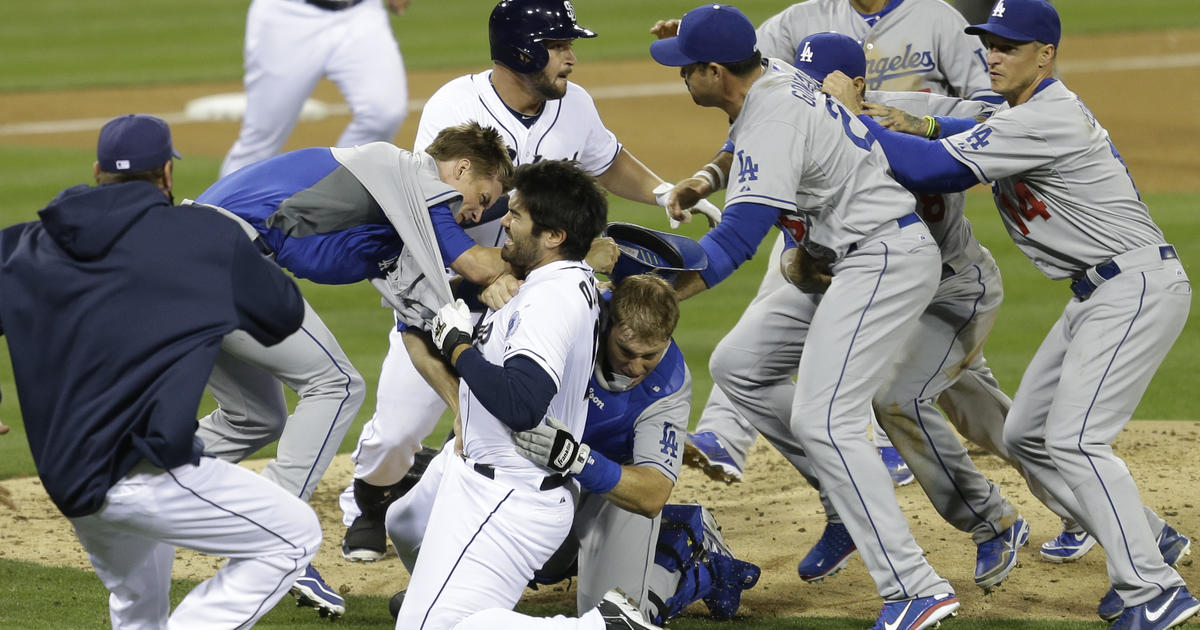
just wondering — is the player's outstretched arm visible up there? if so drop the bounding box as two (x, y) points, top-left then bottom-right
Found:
(599, 465), (674, 518)
(446, 245), (510, 288)
(401, 330), (460, 414)
(599, 149), (722, 228)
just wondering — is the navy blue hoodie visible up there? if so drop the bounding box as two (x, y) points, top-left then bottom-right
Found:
(0, 181), (304, 517)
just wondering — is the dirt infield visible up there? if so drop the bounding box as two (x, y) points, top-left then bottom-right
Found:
(1, 422), (1197, 622)
(1, 27), (1199, 624)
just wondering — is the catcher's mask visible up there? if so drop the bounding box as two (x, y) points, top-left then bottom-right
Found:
(489, 0), (596, 74)
(604, 222), (708, 284)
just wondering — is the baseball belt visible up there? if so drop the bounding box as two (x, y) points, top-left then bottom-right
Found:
(1070, 245), (1178, 301)
(846, 211), (922, 254)
(472, 462), (570, 491)
(304, 0), (364, 11)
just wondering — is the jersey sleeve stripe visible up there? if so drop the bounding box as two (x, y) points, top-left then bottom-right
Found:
(941, 139), (992, 185)
(726, 192), (799, 210)
(593, 143), (622, 176)
(504, 349), (562, 389)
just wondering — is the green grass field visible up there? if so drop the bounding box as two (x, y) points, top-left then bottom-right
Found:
(0, 0), (1197, 628)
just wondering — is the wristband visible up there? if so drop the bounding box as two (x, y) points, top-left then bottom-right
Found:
(923, 115), (938, 139)
(705, 162), (727, 191)
(692, 168), (717, 190)
(573, 449), (621, 494)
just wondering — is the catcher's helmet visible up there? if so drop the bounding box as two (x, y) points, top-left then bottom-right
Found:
(489, 0), (597, 74)
(604, 222), (708, 284)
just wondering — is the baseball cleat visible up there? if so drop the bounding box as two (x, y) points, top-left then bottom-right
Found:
(388, 590), (406, 621)
(341, 514), (386, 562)
(871, 593), (960, 630)
(975, 518), (1030, 589)
(797, 521), (857, 582)
(1040, 527), (1097, 563)
(1098, 524), (1194, 621)
(1158, 524), (1192, 568)
(290, 564), (346, 619)
(1100, 587), (1125, 623)
(878, 446), (915, 487)
(1109, 586), (1200, 630)
(683, 431), (743, 484)
(598, 589), (662, 630)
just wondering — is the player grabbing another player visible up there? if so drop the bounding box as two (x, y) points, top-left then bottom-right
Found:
(338, 0), (721, 564)
(824, 0), (1198, 626)
(192, 121), (514, 618)
(652, 6), (960, 629)
(391, 159), (656, 629)
(220, 0), (411, 177)
(652, 0), (1001, 487)
(0, 114), (321, 628)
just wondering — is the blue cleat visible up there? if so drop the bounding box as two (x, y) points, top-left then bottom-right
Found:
(683, 431), (743, 483)
(879, 446), (915, 486)
(291, 564), (346, 618)
(975, 518), (1030, 589)
(1098, 524), (1193, 621)
(1041, 527), (1097, 563)
(797, 521), (857, 582)
(872, 593), (960, 630)
(1110, 586), (1200, 630)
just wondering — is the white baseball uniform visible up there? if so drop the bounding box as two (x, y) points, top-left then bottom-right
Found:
(340, 69), (621, 525)
(712, 59), (949, 602)
(695, 0), (999, 468)
(941, 79), (1191, 607)
(394, 259), (602, 630)
(220, 0), (407, 177)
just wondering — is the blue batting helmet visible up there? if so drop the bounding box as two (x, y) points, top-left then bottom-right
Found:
(604, 222), (708, 284)
(489, 0), (597, 74)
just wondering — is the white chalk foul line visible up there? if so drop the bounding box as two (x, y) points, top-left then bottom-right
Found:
(0, 51), (1195, 137)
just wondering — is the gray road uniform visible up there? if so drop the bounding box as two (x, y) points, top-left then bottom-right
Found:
(712, 90), (1070, 551)
(695, 0), (999, 469)
(756, 0), (995, 99)
(937, 79), (1191, 607)
(706, 59), (949, 602)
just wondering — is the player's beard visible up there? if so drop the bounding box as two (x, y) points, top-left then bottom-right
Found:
(530, 68), (568, 101)
(501, 232), (538, 280)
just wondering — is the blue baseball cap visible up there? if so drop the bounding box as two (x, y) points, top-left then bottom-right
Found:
(793, 32), (866, 82)
(96, 114), (182, 173)
(650, 4), (757, 67)
(965, 0), (1060, 46)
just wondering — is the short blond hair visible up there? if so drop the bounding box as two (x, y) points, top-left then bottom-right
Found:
(425, 121), (515, 189)
(609, 274), (679, 342)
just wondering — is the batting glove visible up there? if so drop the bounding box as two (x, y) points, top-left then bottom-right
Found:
(692, 198), (723, 226)
(653, 182), (683, 229)
(431, 298), (473, 361)
(513, 416), (591, 475)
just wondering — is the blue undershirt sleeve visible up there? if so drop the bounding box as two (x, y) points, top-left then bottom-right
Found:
(858, 115), (980, 194)
(429, 203), (476, 266)
(454, 350), (556, 432)
(697, 201), (780, 288)
(934, 115), (982, 138)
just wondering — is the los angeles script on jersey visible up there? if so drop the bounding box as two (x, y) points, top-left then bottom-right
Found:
(864, 44), (936, 90)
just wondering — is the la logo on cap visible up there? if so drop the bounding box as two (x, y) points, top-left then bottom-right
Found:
(798, 41), (814, 63)
(992, 0), (1006, 17)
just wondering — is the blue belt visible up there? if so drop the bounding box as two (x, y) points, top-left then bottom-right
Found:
(1070, 245), (1177, 301)
(847, 212), (922, 254)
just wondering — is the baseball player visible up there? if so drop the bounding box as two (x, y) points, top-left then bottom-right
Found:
(337, 0), (721, 564)
(652, 0), (1001, 487)
(652, 6), (960, 629)
(391, 159), (659, 630)
(192, 121), (515, 618)
(0, 114), (322, 628)
(220, 0), (410, 177)
(825, 0), (1198, 626)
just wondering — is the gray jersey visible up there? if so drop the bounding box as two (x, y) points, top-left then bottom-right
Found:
(942, 80), (1166, 279)
(728, 59), (917, 258)
(756, 0), (994, 99)
(868, 90), (994, 266)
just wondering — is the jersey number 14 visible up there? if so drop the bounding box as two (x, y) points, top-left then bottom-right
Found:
(996, 181), (1051, 235)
